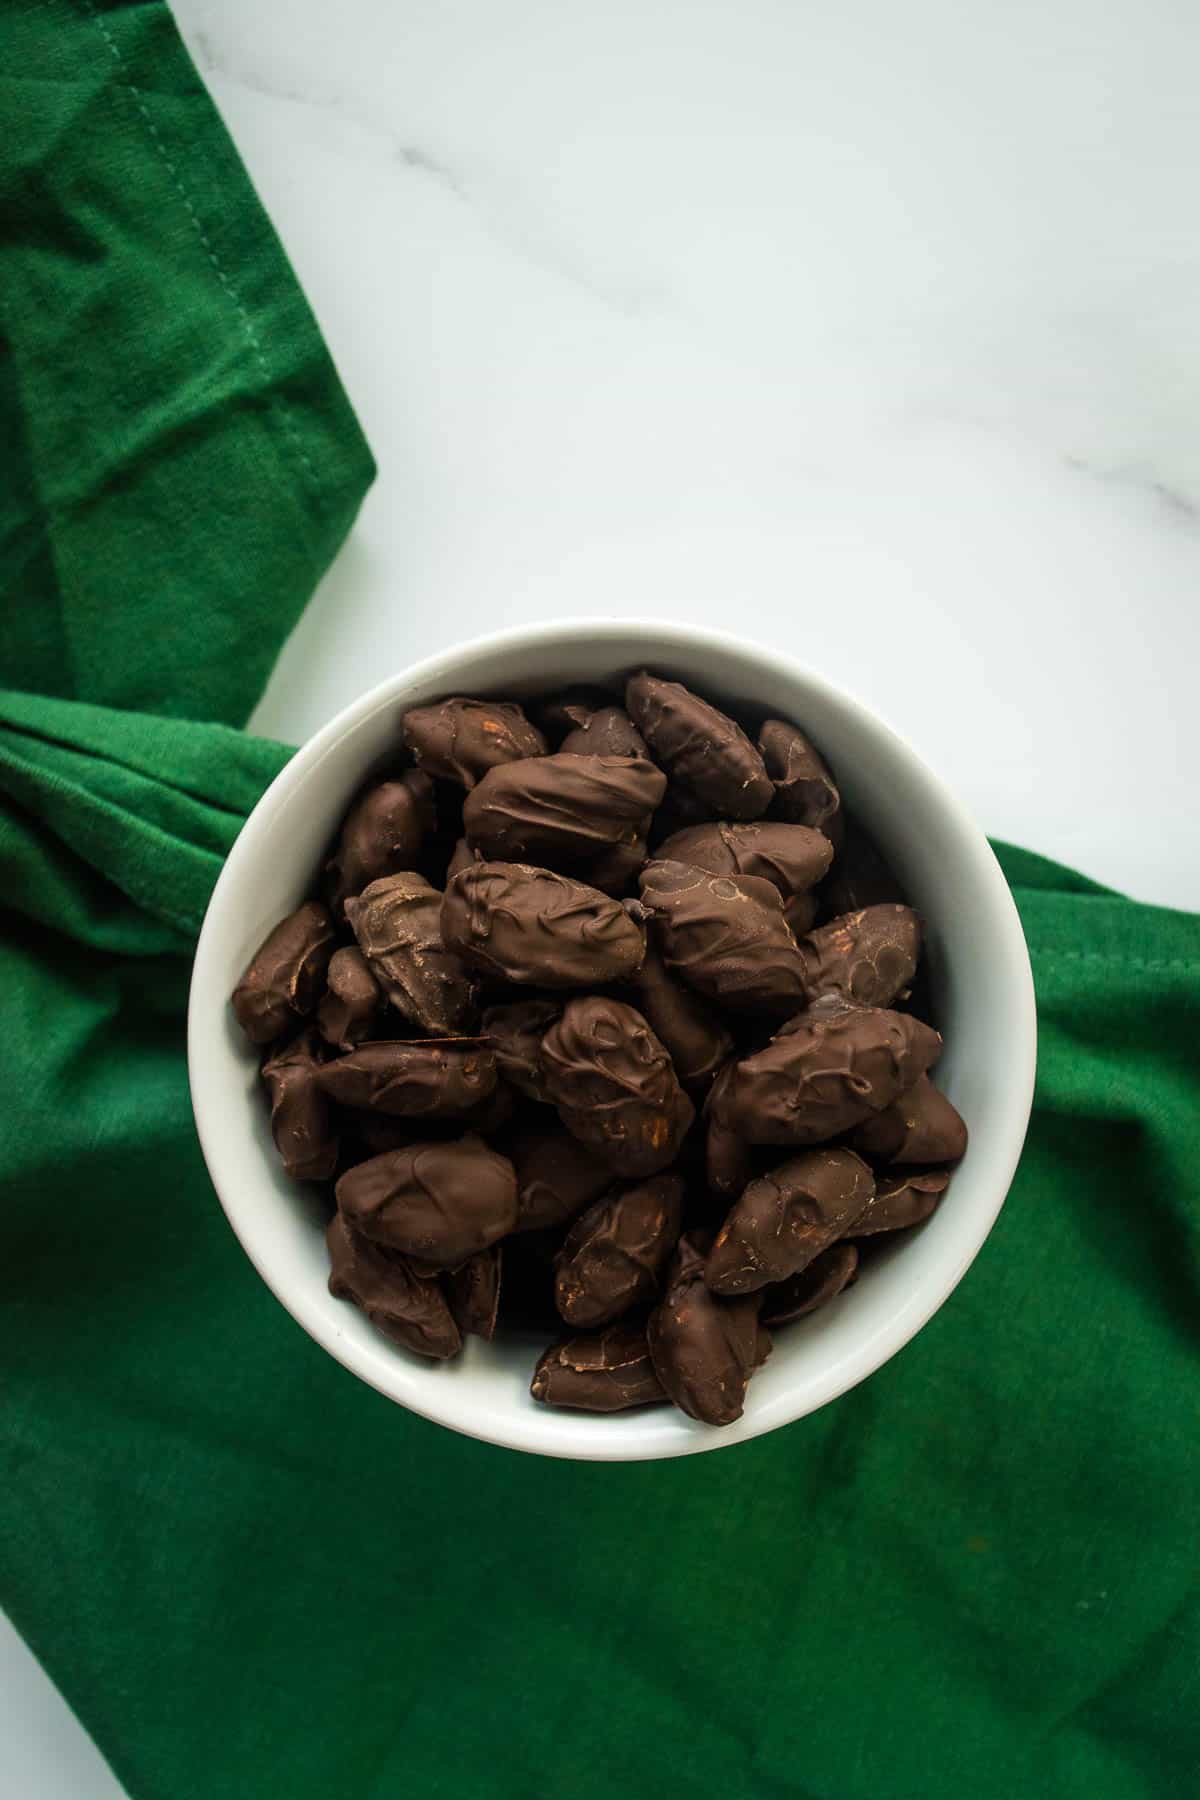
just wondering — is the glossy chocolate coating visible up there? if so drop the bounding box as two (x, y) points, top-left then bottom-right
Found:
(554, 1173), (685, 1327)
(462, 752), (665, 865)
(531, 1322), (666, 1412)
(851, 1168), (950, 1235)
(847, 1076), (967, 1164)
(316, 946), (384, 1051)
(508, 1125), (615, 1232)
(656, 820), (833, 899)
(445, 1245), (502, 1340)
(758, 718), (843, 847)
(647, 1234), (768, 1426)
(441, 862), (647, 988)
(539, 996), (695, 1178)
(626, 671), (772, 820)
(325, 773), (435, 915)
(705, 1148), (875, 1294)
(261, 1032), (339, 1181)
(480, 999), (560, 1101)
(559, 705), (649, 759)
(347, 871), (477, 1035)
(231, 901), (336, 1045)
(319, 1038), (497, 1118)
(401, 696), (547, 788)
(639, 858), (808, 1014)
(627, 934), (733, 1091)
(797, 904), (921, 1008)
(761, 1241), (859, 1326)
(326, 1213), (461, 1358)
(335, 1135), (518, 1265)
(725, 999), (943, 1145)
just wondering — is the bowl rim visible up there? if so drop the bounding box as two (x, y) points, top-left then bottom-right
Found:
(188, 617), (1037, 1460)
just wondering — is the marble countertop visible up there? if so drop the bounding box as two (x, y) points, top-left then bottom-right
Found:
(9, 1), (1199, 1792)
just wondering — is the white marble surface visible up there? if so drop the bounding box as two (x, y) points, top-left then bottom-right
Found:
(9, 1), (1200, 1792)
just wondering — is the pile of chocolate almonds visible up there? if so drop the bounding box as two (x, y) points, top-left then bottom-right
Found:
(230, 673), (966, 1428)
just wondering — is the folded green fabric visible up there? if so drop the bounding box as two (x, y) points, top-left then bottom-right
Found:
(2, 6), (1199, 1800)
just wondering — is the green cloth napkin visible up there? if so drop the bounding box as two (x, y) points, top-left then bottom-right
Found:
(2, 6), (1199, 1800)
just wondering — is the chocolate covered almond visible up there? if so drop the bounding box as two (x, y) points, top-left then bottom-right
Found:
(847, 1076), (967, 1164)
(554, 1173), (684, 1327)
(704, 1149), (874, 1294)
(639, 858), (807, 1014)
(325, 774), (434, 916)
(347, 871), (477, 1035)
(326, 1213), (461, 1358)
(851, 1168), (950, 1235)
(261, 1032), (339, 1181)
(442, 862), (646, 987)
(758, 718), (842, 846)
(531, 1322), (666, 1412)
(319, 1038), (496, 1118)
(316, 946), (384, 1052)
(231, 901), (336, 1046)
(626, 671), (772, 820)
(463, 752), (665, 864)
(539, 996), (695, 1178)
(726, 1000), (943, 1145)
(559, 705), (649, 759)
(656, 820), (833, 899)
(647, 1234), (768, 1426)
(402, 696), (547, 788)
(797, 904), (921, 1008)
(335, 1135), (518, 1264)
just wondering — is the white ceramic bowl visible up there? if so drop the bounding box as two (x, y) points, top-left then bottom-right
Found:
(189, 620), (1035, 1460)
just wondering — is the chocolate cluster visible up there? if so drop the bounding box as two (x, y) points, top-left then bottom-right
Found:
(232, 673), (966, 1428)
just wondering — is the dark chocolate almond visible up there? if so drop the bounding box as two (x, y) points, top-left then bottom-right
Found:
(326, 1213), (461, 1358)
(554, 1174), (685, 1327)
(319, 1038), (496, 1118)
(851, 1169), (950, 1235)
(261, 1032), (339, 1181)
(626, 671), (772, 820)
(797, 904), (921, 1008)
(531, 1323), (666, 1412)
(639, 858), (807, 1014)
(647, 1234), (767, 1426)
(758, 718), (842, 846)
(231, 901), (336, 1046)
(463, 752), (665, 864)
(347, 871), (477, 1035)
(539, 996), (695, 1178)
(325, 774), (434, 916)
(442, 862), (646, 988)
(316, 946), (384, 1052)
(335, 1135), (518, 1265)
(402, 696), (547, 788)
(726, 1000), (943, 1145)
(847, 1077), (967, 1164)
(656, 820), (833, 899)
(705, 1149), (874, 1294)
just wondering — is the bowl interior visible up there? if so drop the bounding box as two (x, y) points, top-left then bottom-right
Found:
(189, 622), (1034, 1460)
